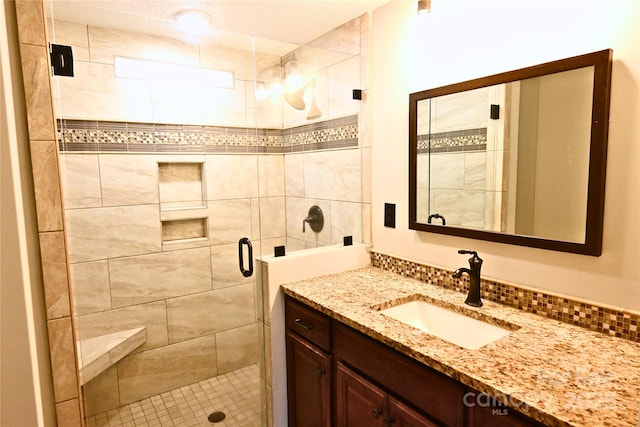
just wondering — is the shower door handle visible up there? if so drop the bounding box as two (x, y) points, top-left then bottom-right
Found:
(238, 237), (253, 278)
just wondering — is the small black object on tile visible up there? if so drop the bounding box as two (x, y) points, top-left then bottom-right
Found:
(50, 43), (74, 77)
(208, 412), (226, 423)
(274, 246), (286, 257)
(490, 104), (500, 120)
(384, 203), (396, 228)
(352, 89), (363, 100)
(343, 236), (353, 246)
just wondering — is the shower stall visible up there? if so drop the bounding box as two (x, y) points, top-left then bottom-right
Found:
(46, 2), (369, 425)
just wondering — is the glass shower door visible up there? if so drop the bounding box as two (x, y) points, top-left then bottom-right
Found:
(47, 3), (269, 425)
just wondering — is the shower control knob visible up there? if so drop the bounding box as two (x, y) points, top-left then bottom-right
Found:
(302, 205), (324, 233)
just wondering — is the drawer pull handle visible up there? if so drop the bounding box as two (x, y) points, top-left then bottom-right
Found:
(372, 409), (383, 419)
(317, 368), (326, 377)
(294, 318), (313, 331)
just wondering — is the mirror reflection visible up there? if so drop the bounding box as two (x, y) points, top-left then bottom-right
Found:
(416, 67), (594, 243)
(409, 49), (612, 255)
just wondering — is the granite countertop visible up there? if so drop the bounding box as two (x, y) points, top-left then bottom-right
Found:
(280, 267), (640, 427)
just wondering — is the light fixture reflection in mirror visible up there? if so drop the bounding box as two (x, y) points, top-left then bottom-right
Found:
(306, 79), (322, 120)
(280, 55), (323, 119)
(257, 54), (324, 119)
(284, 58), (304, 92)
(409, 49), (613, 256)
(255, 83), (268, 100)
(267, 65), (284, 97)
(285, 85), (306, 110)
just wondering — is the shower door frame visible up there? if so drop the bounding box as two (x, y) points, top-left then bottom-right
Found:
(45, 6), (271, 424)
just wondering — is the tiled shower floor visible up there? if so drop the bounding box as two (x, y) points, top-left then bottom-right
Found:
(85, 365), (263, 427)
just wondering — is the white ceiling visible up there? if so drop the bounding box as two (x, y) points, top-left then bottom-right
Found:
(47, 0), (389, 54)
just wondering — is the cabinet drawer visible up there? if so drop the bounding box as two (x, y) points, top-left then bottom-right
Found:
(285, 297), (331, 351)
(334, 323), (465, 427)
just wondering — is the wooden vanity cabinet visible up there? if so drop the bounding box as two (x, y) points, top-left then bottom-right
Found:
(333, 321), (464, 427)
(335, 362), (387, 427)
(285, 296), (545, 427)
(336, 362), (438, 427)
(286, 332), (331, 427)
(285, 298), (332, 427)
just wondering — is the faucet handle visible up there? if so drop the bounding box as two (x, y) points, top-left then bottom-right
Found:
(458, 250), (482, 267)
(458, 249), (478, 257)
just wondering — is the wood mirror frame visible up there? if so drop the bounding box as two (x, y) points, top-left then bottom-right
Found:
(409, 49), (612, 256)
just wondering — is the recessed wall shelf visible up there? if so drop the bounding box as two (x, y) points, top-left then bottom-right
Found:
(162, 218), (208, 244)
(158, 162), (209, 247)
(158, 162), (205, 211)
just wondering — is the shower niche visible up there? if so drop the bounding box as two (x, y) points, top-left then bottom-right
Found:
(158, 162), (209, 245)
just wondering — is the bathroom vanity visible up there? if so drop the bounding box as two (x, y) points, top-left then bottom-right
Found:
(282, 268), (640, 427)
(285, 297), (541, 426)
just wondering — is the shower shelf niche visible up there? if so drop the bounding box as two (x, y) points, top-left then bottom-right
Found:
(158, 162), (206, 211)
(162, 217), (208, 245)
(158, 161), (210, 246)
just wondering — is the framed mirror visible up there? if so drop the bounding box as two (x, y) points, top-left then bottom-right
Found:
(409, 49), (612, 256)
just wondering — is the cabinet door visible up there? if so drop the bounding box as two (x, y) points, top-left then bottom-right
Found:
(388, 396), (439, 427)
(334, 322), (464, 427)
(286, 332), (331, 427)
(336, 362), (387, 427)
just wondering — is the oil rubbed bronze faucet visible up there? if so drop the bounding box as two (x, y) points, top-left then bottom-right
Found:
(452, 250), (483, 307)
(302, 205), (324, 233)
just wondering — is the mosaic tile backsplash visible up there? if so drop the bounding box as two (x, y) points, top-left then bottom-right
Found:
(371, 251), (639, 343)
(57, 115), (358, 154)
(417, 127), (487, 154)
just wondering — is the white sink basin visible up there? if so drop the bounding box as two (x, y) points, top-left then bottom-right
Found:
(378, 300), (514, 350)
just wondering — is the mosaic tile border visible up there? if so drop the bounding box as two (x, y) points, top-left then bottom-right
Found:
(57, 115), (358, 154)
(371, 251), (640, 343)
(417, 127), (487, 154)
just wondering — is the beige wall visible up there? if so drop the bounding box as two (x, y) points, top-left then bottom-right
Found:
(0, 1), (55, 425)
(371, 0), (640, 310)
(514, 69), (592, 242)
(6, 0), (81, 425)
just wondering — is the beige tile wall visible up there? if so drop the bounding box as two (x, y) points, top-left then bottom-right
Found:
(158, 161), (204, 209)
(50, 19), (280, 127)
(417, 85), (508, 231)
(60, 151), (265, 415)
(284, 148), (366, 249)
(15, 1), (82, 425)
(52, 12), (370, 253)
(19, 5), (371, 424)
(116, 335), (218, 405)
(282, 15), (371, 251)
